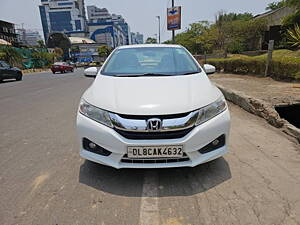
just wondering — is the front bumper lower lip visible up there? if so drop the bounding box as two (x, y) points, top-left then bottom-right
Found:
(80, 146), (227, 169)
(77, 109), (230, 169)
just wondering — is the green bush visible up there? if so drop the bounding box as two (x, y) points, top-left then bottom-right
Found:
(206, 50), (300, 81)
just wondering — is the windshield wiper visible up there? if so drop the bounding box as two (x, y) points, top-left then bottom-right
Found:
(182, 71), (199, 75)
(142, 73), (173, 76)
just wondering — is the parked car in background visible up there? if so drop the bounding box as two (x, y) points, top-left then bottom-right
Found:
(69, 62), (77, 68)
(0, 61), (23, 83)
(84, 61), (99, 69)
(51, 62), (74, 74)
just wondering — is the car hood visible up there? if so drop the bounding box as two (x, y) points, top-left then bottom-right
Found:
(83, 73), (222, 115)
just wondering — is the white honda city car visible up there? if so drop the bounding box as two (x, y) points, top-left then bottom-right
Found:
(77, 44), (230, 169)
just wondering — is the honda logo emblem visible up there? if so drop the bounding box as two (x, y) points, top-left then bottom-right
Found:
(147, 118), (162, 131)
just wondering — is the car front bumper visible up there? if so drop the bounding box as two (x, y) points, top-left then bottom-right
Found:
(76, 109), (230, 169)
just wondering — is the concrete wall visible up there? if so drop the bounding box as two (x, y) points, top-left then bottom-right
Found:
(256, 7), (296, 28)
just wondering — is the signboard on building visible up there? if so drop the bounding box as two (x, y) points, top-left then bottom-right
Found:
(167, 6), (181, 30)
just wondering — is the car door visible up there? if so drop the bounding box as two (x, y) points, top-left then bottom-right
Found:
(6, 64), (16, 79)
(65, 63), (71, 71)
(0, 62), (9, 79)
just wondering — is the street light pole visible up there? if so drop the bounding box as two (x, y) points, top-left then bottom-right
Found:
(172, 0), (175, 43)
(156, 16), (161, 44)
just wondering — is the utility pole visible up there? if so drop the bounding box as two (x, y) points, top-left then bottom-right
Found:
(156, 16), (161, 44)
(172, 0), (175, 43)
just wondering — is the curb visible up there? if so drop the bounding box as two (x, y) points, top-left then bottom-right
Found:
(22, 69), (51, 74)
(216, 83), (300, 143)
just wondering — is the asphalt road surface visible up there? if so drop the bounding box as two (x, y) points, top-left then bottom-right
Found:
(0, 69), (300, 225)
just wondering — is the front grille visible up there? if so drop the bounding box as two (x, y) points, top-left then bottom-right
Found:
(117, 112), (191, 120)
(114, 127), (194, 140)
(121, 153), (190, 164)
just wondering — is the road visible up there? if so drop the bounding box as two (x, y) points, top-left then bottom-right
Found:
(0, 69), (300, 225)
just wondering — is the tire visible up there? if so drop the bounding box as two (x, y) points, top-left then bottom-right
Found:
(60, 70), (64, 74)
(71, 69), (74, 72)
(16, 73), (22, 81)
(52, 71), (55, 74)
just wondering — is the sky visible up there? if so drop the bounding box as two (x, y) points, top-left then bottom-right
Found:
(0, 0), (275, 42)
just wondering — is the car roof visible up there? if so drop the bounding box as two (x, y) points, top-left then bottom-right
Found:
(117, 44), (183, 49)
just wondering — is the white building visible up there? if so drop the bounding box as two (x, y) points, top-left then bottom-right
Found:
(16, 29), (43, 46)
(86, 5), (131, 46)
(131, 32), (144, 44)
(87, 6), (111, 22)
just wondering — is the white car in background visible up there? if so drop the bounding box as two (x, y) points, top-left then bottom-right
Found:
(77, 44), (230, 169)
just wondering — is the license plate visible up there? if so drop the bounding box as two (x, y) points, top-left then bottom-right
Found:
(127, 145), (183, 159)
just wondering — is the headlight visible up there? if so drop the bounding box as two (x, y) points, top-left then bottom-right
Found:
(195, 96), (227, 126)
(79, 99), (113, 128)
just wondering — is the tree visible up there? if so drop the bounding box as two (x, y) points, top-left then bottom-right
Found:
(0, 46), (22, 66)
(286, 0), (300, 9)
(283, 10), (300, 26)
(145, 37), (157, 44)
(215, 12), (253, 22)
(32, 51), (55, 66)
(163, 13), (266, 55)
(54, 47), (63, 60)
(266, 1), (286, 10)
(210, 12), (267, 55)
(37, 40), (46, 48)
(176, 21), (212, 54)
(282, 0), (300, 26)
(97, 45), (112, 58)
(164, 21), (212, 54)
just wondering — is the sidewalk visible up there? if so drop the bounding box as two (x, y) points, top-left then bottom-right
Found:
(210, 73), (300, 142)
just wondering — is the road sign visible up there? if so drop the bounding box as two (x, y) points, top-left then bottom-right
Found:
(167, 6), (181, 30)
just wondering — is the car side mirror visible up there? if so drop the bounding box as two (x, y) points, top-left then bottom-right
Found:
(84, 67), (98, 77)
(203, 64), (216, 75)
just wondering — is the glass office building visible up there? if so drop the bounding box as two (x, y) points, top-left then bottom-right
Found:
(39, 0), (86, 41)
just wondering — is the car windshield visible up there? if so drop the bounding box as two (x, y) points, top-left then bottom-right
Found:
(101, 47), (201, 76)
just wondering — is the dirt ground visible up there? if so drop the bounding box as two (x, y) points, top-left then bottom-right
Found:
(210, 73), (300, 106)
